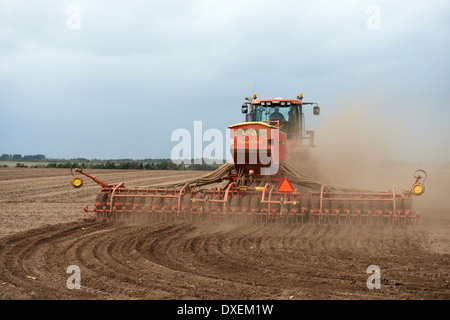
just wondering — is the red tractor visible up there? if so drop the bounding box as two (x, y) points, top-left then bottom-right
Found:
(231, 92), (319, 183)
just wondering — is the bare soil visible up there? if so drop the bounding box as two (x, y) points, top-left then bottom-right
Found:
(0, 167), (449, 300)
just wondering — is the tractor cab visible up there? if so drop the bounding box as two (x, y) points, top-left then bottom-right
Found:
(241, 93), (320, 145)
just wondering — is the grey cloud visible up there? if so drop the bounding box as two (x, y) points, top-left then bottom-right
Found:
(0, 0), (449, 161)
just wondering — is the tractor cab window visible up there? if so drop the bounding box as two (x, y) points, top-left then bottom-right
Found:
(250, 103), (300, 137)
(269, 106), (286, 123)
(254, 104), (298, 128)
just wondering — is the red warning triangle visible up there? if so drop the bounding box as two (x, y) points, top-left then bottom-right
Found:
(277, 178), (294, 193)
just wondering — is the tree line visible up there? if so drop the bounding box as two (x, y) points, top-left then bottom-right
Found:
(1, 154), (222, 171)
(1, 154), (46, 161)
(45, 161), (220, 171)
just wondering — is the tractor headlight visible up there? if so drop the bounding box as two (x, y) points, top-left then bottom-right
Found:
(72, 176), (83, 188)
(411, 183), (425, 196)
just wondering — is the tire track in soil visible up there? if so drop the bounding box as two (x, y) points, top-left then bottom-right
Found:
(1, 167), (449, 300)
(1, 219), (449, 300)
(0, 222), (92, 299)
(135, 223), (266, 299)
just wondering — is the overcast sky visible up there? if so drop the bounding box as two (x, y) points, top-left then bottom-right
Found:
(1, 0), (449, 163)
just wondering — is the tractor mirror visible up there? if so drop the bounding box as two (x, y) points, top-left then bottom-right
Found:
(313, 106), (320, 115)
(241, 104), (248, 114)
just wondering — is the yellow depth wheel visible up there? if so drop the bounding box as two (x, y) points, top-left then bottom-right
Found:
(411, 183), (425, 196)
(72, 176), (84, 188)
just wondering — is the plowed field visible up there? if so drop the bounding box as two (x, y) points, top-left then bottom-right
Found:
(0, 167), (449, 300)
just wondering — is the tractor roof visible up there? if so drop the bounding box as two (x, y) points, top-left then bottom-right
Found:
(251, 98), (302, 105)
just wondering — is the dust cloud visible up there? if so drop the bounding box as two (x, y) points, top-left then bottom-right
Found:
(308, 96), (450, 221)
(313, 97), (414, 190)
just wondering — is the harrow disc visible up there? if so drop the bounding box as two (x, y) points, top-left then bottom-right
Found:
(84, 185), (421, 227)
(77, 162), (424, 228)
